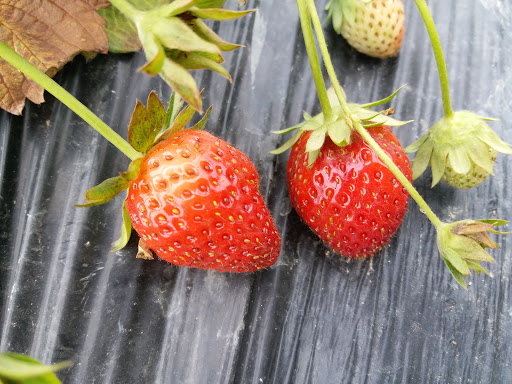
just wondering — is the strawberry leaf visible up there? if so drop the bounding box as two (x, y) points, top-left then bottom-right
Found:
(127, 91), (167, 153)
(0, 0), (108, 115)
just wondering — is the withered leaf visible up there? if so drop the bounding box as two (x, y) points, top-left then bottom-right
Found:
(0, 0), (109, 115)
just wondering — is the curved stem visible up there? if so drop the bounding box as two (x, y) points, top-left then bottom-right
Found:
(0, 42), (142, 161)
(302, 0), (444, 230)
(413, 0), (454, 118)
(296, 0), (333, 121)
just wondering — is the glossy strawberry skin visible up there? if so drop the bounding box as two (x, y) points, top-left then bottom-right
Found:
(287, 126), (411, 258)
(126, 130), (281, 272)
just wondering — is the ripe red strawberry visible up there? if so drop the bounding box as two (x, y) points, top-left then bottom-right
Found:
(326, 0), (405, 58)
(287, 125), (411, 258)
(126, 129), (281, 272)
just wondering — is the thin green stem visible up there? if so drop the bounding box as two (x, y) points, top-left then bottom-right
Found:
(413, 0), (453, 118)
(302, 0), (444, 230)
(0, 42), (142, 161)
(296, 0), (333, 121)
(305, 0), (350, 118)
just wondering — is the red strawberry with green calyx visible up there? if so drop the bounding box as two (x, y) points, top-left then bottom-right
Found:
(325, 0), (405, 58)
(78, 92), (281, 272)
(272, 88), (412, 258)
(405, 111), (512, 189)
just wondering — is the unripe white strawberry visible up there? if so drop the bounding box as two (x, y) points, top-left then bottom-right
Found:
(326, 0), (405, 58)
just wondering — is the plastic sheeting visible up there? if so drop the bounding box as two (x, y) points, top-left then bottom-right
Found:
(1, 1), (511, 383)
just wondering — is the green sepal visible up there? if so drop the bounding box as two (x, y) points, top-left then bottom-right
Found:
(190, 105), (212, 130)
(167, 50), (232, 81)
(410, 136), (433, 181)
(360, 84), (408, 108)
(158, 0), (199, 17)
(75, 158), (142, 208)
(165, 92), (185, 129)
(463, 136), (496, 174)
(157, 104), (196, 143)
(269, 130), (304, 155)
(111, 197), (133, 252)
(195, 0), (229, 8)
(447, 145), (471, 174)
(0, 352), (69, 383)
(191, 19), (242, 51)
(159, 58), (202, 112)
(437, 219), (508, 289)
(404, 133), (428, 153)
(139, 38), (165, 76)
(306, 126), (327, 153)
(153, 17), (220, 54)
(430, 145), (448, 187)
(476, 128), (512, 154)
(189, 7), (255, 21)
(326, 118), (351, 146)
(348, 104), (412, 127)
(442, 257), (468, 290)
(127, 91), (166, 153)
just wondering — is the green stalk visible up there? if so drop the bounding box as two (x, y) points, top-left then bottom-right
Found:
(302, 0), (444, 230)
(0, 42), (142, 161)
(413, 0), (453, 118)
(296, 0), (334, 121)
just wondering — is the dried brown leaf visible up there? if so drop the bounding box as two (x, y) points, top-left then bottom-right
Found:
(0, 0), (109, 115)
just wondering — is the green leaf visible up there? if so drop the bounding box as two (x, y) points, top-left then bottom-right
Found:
(127, 91), (167, 153)
(191, 19), (242, 51)
(111, 197), (133, 252)
(189, 7), (255, 21)
(0, 353), (69, 382)
(97, 6), (141, 53)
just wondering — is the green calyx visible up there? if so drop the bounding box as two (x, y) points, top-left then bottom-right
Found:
(437, 219), (509, 289)
(325, 0), (372, 33)
(106, 0), (254, 112)
(271, 86), (411, 166)
(77, 91), (211, 252)
(405, 111), (512, 188)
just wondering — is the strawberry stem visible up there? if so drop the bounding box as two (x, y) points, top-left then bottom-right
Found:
(413, 0), (454, 118)
(301, 0), (444, 230)
(0, 42), (142, 161)
(296, 0), (334, 121)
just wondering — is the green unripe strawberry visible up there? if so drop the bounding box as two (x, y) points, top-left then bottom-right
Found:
(405, 111), (512, 189)
(326, 0), (405, 58)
